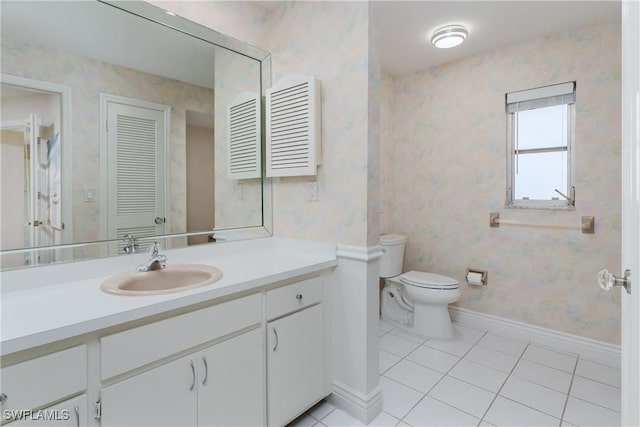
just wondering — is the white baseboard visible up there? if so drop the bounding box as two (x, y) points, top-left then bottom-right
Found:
(328, 380), (383, 424)
(449, 306), (621, 368)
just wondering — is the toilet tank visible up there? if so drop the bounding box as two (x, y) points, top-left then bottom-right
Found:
(379, 234), (408, 278)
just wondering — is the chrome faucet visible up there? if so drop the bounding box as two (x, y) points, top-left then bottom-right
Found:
(137, 241), (167, 272)
(123, 234), (139, 254)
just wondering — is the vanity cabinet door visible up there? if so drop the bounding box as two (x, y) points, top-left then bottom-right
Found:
(101, 354), (197, 427)
(267, 304), (324, 427)
(10, 394), (87, 426)
(197, 328), (265, 426)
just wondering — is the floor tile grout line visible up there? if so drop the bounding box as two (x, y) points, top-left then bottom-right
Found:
(379, 349), (407, 375)
(508, 368), (573, 395)
(385, 332), (487, 424)
(562, 355), (620, 415)
(569, 394), (623, 414)
(477, 340), (530, 424)
(395, 329), (489, 425)
(519, 355), (576, 375)
(572, 372), (622, 390)
(495, 395), (562, 423)
(559, 353), (580, 426)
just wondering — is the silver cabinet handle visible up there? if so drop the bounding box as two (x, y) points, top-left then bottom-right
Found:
(189, 360), (196, 391)
(296, 293), (303, 301)
(273, 328), (279, 352)
(0, 393), (6, 404)
(74, 405), (80, 427)
(202, 355), (208, 386)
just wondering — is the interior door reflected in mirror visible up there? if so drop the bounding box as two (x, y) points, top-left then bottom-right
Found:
(0, 84), (62, 268)
(0, 0), (271, 269)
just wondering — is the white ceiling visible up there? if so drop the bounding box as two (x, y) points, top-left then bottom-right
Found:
(1, 1), (620, 85)
(1, 1), (217, 89)
(371, 1), (620, 76)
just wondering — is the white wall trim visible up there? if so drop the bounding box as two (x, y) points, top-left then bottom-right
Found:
(336, 244), (383, 262)
(450, 306), (621, 368)
(328, 381), (383, 424)
(331, 243), (383, 423)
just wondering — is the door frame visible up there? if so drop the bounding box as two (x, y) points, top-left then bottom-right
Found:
(0, 74), (73, 251)
(98, 94), (171, 245)
(621, 0), (640, 424)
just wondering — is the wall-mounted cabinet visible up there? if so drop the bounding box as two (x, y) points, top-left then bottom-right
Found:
(266, 76), (321, 177)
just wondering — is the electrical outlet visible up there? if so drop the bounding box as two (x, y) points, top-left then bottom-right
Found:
(308, 182), (318, 201)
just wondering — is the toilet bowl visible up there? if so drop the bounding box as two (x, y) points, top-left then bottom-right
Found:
(380, 234), (461, 339)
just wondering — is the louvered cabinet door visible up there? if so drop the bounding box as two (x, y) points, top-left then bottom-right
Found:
(106, 102), (166, 252)
(227, 92), (261, 180)
(266, 76), (321, 177)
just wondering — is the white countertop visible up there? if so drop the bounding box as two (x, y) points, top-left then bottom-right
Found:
(0, 238), (337, 356)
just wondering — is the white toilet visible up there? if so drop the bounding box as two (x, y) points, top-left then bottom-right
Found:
(380, 234), (461, 339)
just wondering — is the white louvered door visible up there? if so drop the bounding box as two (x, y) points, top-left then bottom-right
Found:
(106, 102), (166, 253)
(266, 75), (321, 177)
(227, 92), (261, 179)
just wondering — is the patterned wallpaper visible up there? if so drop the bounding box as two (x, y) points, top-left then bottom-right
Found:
(146, 2), (621, 343)
(264, 1), (372, 246)
(213, 47), (263, 229)
(381, 19), (622, 343)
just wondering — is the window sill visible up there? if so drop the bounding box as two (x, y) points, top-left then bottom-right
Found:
(506, 201), (576, 211)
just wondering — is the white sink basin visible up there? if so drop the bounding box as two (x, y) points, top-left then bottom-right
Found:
(101, 264), (223, 296)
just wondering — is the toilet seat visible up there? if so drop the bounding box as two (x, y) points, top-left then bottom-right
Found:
(400, 271), (459, 290)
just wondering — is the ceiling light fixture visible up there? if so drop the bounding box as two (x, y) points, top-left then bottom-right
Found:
(431, 25), (468, 49)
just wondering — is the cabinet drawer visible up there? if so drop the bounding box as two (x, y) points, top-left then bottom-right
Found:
(266, 277), (322, 320)
(0, 346), (86, 416)
(101, 293), (261, 380)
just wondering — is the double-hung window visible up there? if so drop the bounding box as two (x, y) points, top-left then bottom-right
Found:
(506, 82), (576, 209)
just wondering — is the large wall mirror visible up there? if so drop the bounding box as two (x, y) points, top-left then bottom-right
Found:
(0, 0), (272, 270)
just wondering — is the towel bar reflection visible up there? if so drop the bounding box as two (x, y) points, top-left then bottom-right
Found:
(489, 213), (595, 234)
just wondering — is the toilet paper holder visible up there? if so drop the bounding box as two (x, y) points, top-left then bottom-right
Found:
(465, 268), (488, 286)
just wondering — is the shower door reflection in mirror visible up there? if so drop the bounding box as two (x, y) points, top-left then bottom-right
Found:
(0, 84), (63, 268)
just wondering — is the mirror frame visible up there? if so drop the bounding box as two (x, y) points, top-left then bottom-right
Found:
(0, 0), (273, 268)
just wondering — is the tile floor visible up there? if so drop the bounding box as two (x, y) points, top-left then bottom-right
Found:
(289, 319), (621, 427)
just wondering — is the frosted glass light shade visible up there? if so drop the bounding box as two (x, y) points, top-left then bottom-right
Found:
(431, 25), (468, 49)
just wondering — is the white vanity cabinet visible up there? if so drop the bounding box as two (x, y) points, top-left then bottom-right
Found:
(0, 345), (87, 425)
(101, 353), (197, 426)
(99, 294), (265, 427)
(10, 394), (88, 427)
(266, 277), (325, 426)
(101, 327), (263, 427)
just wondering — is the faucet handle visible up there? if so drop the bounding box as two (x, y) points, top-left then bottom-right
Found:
(123, 234), (139, 254)
(149, 241), (161, 257)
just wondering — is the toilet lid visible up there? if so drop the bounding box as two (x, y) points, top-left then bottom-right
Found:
(400, 271), (459, 289)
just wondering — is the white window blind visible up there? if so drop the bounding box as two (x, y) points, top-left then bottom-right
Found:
(507, 82), (575, 113)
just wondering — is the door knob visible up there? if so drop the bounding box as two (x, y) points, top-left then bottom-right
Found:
(598, 269), (631, 294)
